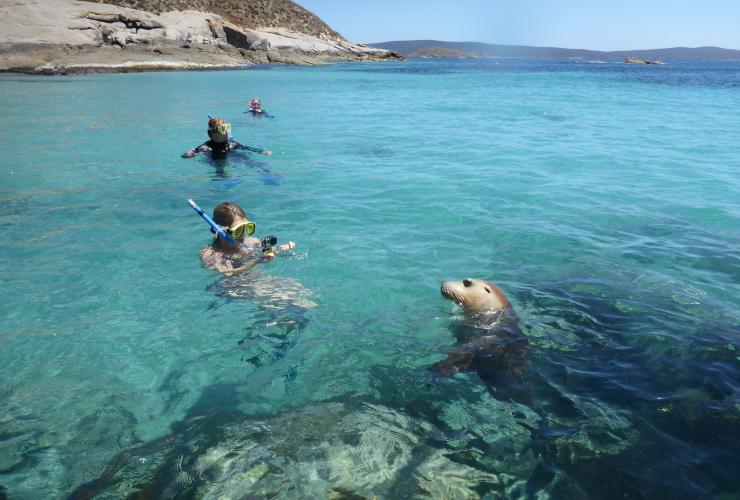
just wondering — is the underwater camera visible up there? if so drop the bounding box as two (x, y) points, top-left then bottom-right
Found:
(260, 235), (278, 252)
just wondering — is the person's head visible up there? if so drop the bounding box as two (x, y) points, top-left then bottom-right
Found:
(212, 202), (255, 245)
(207, 117), (231, 143)
(249, 98), (261, 110)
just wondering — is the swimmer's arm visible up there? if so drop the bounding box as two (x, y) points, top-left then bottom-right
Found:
(231, 141), (272, 156)
(234, 239), (295, 261)
(255, 238), (295, 256)
(275, 241), (296, 253)
(181, 142), (212, 158)
(200, 246), (260, 275)
(199, 243), (278, 275)
(220, 252), (282, 274)
(237, 238), (288, 263)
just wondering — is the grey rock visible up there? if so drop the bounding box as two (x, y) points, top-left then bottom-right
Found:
(86, 12), (120, 23)
(111, 31), (130, 46)
(163, 28), (182, 42)
(0, 0), (402, 74)
(222, 25), (263, 50)
(139, 19), (163, 30)
(252, 38), (270, 51)
(207, 19), (226, 40)
(626, 57), (662, 64)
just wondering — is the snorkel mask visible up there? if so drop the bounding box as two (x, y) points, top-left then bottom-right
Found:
(208, 121), (232, 143)
(214, 220), (256, 240)
(213, 122), (231, 135)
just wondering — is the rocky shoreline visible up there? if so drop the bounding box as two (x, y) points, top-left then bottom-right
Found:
(0, 0), (402, 74)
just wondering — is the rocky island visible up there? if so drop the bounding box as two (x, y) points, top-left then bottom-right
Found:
(625, 57), (662, 64)
(0, 0), (402, 74)
(410, 47), (482, 58)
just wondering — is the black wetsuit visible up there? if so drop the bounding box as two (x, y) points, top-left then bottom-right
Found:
(183, 140), (268, 160)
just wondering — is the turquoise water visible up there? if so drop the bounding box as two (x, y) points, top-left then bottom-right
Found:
(1, 59), (739, 498)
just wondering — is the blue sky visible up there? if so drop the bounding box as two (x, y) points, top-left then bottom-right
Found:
(296, 0), (740, 51)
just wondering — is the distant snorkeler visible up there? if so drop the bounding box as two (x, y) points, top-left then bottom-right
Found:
(182, 117), (272, 160)
(247, 98), (274, 117)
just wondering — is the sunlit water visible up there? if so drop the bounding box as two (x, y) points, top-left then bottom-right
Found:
(1, 59), (739, 499)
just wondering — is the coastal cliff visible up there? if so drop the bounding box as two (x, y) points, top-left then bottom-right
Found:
(0, 0), (402, 74)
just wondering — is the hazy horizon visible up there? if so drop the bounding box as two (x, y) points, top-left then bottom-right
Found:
(365, 40), (738, 52)
(297, 0), (740, 51)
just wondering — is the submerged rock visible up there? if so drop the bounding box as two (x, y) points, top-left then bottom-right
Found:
(70, 397), (543, 499)
(160, 402), (507, 499)
(546, 399), (639, 463)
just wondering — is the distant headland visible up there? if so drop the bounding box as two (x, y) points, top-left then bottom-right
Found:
(0, 0), (402, 75)
(370, 40), (740, 61)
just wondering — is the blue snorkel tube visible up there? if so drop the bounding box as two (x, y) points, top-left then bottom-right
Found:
(188, 199), (238, 245)
(189, 199), (279, 255)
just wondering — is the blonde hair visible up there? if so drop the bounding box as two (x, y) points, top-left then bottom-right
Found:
(207, 117), (230, 142)
(208, 117), (225, 132)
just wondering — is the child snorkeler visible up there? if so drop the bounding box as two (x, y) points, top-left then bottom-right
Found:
(182, 117), (272, 160)
(247, 98), (273, 118)
(248, 98), (263, 113)
(197, 201), (295, 275)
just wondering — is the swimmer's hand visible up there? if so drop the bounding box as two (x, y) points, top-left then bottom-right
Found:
(262, 150), (273, 156)
(182, 149), (196, 158)
(261, 242), (295, 260)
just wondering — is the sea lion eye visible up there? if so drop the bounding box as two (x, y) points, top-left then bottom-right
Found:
(484, 287), (491, 294)
(463, 279), (473, 287)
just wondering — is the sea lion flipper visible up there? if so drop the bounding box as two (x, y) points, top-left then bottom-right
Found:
(430, 347), (476, 377)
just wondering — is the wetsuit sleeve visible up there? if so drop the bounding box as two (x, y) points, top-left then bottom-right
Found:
(231, 141), (268, 154)
(181, 142), (211, 158)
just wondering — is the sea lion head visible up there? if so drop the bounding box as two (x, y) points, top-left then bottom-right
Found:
(440, 278), (511, 315)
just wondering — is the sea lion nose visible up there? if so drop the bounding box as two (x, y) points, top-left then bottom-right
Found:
(463, 278), (473, 287)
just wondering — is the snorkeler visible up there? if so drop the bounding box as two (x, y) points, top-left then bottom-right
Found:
(189, 199), (295, 275)
(247, 98), (273, 117)
(248, 98), (263, 113)
(181, 117), (272, 160)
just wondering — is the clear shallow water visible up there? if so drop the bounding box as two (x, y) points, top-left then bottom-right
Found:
(0, 59), (739, 499)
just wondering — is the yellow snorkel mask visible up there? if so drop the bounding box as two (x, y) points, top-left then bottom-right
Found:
(208, 121), (232, 142)
(212, 122), (231, 135)
(209, 220), (255, 240)
(224, 220), (255, 239)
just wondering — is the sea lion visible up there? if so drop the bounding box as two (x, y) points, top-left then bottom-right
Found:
(435, 278), (530, 403)
(440, 278), (511, 315)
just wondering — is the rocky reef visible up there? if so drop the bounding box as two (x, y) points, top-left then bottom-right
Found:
(0, 0), (402, 74)
(626, 57), (662, 64)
